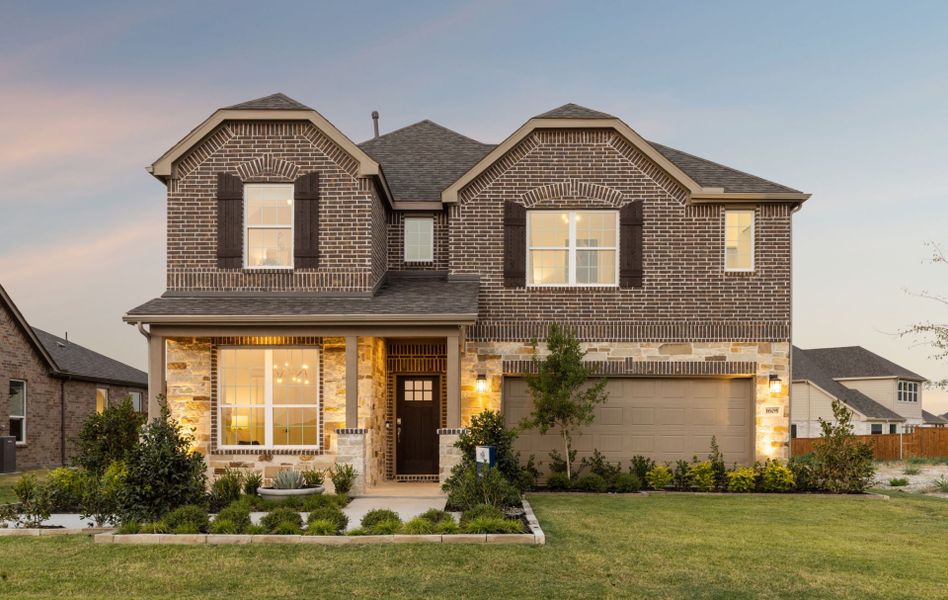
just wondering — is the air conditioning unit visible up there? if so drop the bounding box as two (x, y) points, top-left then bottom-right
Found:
(0, 436), (15, 473)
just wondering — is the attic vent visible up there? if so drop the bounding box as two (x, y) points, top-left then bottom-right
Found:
(57, 342), (66, 348)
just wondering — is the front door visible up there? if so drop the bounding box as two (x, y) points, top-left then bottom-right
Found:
(396, 376), (440, 475)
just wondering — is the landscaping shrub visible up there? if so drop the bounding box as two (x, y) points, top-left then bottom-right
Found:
(545, 471), (571, 491)
(645, 465), (673, 490)
(418, 508), (451, 524)
(346, 527), (368, 536)
(461, 517), (525, 534)
(260, 507), (303, 533)
(580, 449), (622, 484)
(271, 470), (305, 490)
(244, 524), (266, 535)
(0, 503), (18, 527)
(13, 473), (51, 528)
(574, 473), (608, 493)
(163, 505), (210, 534)
(138, 521), (170, 534)
(435, 519), (460, 534)
(455, 410), (530, 489)
(272, 521), (302, 535)
(118, 400), (207, 522)
(811, 400), (875, 493)
(117, 521), (140, 534)
(688, 461), (716, 492)
(80, 460), (125, 527)
(360, 509), (401, 530)
(708, 436), (728, 491)
(788, 453), (818, 492)
(75, 397), (144, 476)
(629, 455), (656, 482)
(459, 503), (504, 525)
(443, 465), (520, 511)
(307, 505), (347, 534)
(243, 472), (263, 496)
(672, 460), (693, 491)
(215, 503), (252, 532)
(903, 466), (921, 476)
(329, 463), (357, 495)
(888, 478), (909, 487)
(759, 461), (795, 492)
(613, 472), (642, 493)
(401, 517), (436, 535)
(727, 467), (758, 493)
(45, 467), (87, 512)
(209, 468), (244, 512)
(305, 519), (339, 536)
(208, 518), (241, 535)
(301, 468), (324, 488)
(933, 476), (948, 493)
(368, 519), (401, 535)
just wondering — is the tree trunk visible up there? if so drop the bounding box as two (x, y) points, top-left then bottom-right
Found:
(562, 428), (571, 481)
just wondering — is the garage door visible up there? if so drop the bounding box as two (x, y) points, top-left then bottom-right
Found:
(504, 377), (753, 470)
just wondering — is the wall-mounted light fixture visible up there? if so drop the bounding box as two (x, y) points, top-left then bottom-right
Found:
(475, 374), (488, 393)
(769, 373), (782, 394)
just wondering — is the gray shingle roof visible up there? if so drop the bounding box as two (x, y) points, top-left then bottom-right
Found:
(650, 142), (801, 194)
(126, 275), (479, 321)
(32, 328), (147, 387)
(922, 410), (948, 425)
(800, 346), (926, 382)
(793, 347), (905, 421)
(359, 120), (495, 202)
(534, 103), (616, 119)
(225, 93), (311, 111)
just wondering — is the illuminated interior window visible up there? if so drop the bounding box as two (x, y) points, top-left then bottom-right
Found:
(725, 209), (754, 271)
(527, 211), (617, 286)
(245, 184), (293, 268)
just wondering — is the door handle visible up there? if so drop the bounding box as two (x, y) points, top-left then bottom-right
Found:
(397, 426), (402, 443)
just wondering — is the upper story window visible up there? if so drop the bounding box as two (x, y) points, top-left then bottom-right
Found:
(527, 211), (618, 287)
(95, 387), (108, 413)
(724, 209), (755, 271)
(9, 380), (25, 444)
(897, 380), (919, 403)
(404, 217), (434, 263)
(218, 347), (320, 449)
(245, 184), (294, 269)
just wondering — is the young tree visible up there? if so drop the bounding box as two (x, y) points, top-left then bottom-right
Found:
(520, 324), (608, 481)
(813, 400), (874, 493)
(75, 396), (144, 475)
(903, 241), (948, 388)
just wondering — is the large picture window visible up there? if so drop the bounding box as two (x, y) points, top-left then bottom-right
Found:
(218, 347), (319, 449)
(245, 184), (294, 268)
(725, 209), (755, 271)
(527, 210), (618, 286)
(9, 380), (25, 444)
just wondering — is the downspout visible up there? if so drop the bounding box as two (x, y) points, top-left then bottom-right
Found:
(136, 321), (151, 341)
(60, 378), (66, 466)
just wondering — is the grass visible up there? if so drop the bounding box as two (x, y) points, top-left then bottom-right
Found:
(0, 494), (946, 598)
(0, 468), (50, 504)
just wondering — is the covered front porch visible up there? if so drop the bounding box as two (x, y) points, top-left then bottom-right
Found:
(144, 325), (472, 495)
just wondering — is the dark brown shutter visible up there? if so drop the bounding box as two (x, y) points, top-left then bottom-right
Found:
(294, 172), (320, 268)
(620, 201), (643, 288)
(216, 173), (243, 269)
(503, 201), (526, 287)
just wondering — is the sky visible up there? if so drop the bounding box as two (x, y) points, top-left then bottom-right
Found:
(2, 0), (948, 414)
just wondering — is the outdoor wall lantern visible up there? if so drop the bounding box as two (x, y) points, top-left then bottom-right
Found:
(769, 373), (783, 394)
(475, 374), (488, 393)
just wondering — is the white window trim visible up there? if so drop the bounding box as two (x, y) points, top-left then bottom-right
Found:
(243, 183), (295, 270)
(870, 423), (883, 435)
(526, 210), (620, 288)
(897, 380), (919, 403)
(724, 209), (755, 273)
(216, 346), (321, 451)
(403, 216), (434, 263)
(9, 379), (26, 445)
(129, 391), (143, 413)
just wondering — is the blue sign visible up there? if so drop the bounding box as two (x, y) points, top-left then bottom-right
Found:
(475, 445), (496, 476)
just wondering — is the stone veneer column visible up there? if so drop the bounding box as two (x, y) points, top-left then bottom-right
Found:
(335, 428), (368, 495)
(437, 428), (466, 483)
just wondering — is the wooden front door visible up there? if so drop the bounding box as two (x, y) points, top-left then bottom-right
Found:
(396, 376), (440, 475)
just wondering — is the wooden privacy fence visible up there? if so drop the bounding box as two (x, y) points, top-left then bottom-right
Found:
(791, 427), (948, 460)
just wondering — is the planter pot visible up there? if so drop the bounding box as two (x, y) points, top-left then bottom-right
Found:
(258, 486), (324, 503)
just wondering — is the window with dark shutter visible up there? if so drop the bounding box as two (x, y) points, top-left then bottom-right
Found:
(217, 173), (243, 269)
(619, 201), (643, 288)
(294, 172), (320, 268)
(503, 201), (526, 287)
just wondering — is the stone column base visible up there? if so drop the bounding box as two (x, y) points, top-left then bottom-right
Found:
(437, 428), (467, 483)
(335, 428), (368, 496)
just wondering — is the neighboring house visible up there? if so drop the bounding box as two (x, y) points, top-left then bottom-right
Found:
(125, 93), (808, 492)
(791, 346), (935, 437)
(1, 284), (147, 468)
(922, 410), (948, 428)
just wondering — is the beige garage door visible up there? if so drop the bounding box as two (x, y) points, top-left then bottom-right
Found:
(504, 377), (753, 470)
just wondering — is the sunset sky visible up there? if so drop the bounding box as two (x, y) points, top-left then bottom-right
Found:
(2, 0), (948, 413)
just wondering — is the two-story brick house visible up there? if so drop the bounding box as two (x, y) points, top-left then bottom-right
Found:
(125, 93), (808, 492)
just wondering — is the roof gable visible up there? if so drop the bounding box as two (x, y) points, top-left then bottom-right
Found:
(0, 284), (57, 371)
(802, 346), (926, 381)
(32, 328), (147, 387)
(533, 103), (616, 119)
(225, 93), (311, 111)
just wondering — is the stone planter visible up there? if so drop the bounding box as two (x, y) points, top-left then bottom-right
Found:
(257, 486), (324, 503)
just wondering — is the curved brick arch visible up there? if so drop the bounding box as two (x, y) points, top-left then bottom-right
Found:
(236, 155), (300, 181)
(520, 179), (626, 208)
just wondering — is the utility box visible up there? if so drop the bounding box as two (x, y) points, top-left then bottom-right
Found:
(0, 436), (15, 473)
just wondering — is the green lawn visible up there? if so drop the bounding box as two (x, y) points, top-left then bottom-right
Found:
(0, 493), (946, 599)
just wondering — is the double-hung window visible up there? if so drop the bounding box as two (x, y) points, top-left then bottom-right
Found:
(870, 423), (883, 435)
(527, 210), (618, 286)
(725, 209), (755, 271)
(9, 380), (25, 444)
(218, 347), (320, 449)
(404, 217), (434, 262)
(245, 184), (294, 269)
(897, 380), (918, 403)
(129, 391), (143, 413)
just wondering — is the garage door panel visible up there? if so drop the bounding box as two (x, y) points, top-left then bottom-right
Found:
(505, 377), (753, 472)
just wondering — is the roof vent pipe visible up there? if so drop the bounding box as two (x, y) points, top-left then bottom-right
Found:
(372, 110), (380, 138)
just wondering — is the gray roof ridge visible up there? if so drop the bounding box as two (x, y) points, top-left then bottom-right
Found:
(32, 327), (147, 384)
(649, 141), (801, 194)
(360, 118), (493, 147)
